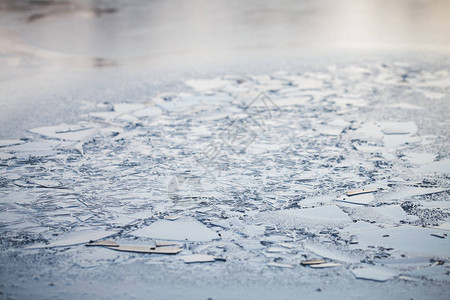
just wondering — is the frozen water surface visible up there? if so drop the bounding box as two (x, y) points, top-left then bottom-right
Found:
(1, 0), (450, 299)
(1, 63), (449, 300)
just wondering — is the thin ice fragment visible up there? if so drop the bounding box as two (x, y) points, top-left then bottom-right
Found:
(388, 187), (447, 199)
(130, 218), (219, 241)
(86, 240), (119, 247)
(108, 245), (182, 254)
(422, 159), (450, 174)
(336, 193), (374, 205)
(268, 262), (293, 268)
(26, 230), (118, 249)
(309, 262), (341, 269)
(185, 78), (229, 91)
(354, 225), (450, 257)
(380, 122), (417, 135)
(181, 254), (218, 263)
(257, 205), (352, 229)
(346, 189), (379, 196)
(0, 140), (24, 147)
(352, 267), (396, 282)
(300, 259), (327, 266)
(29, 123), (99, 141)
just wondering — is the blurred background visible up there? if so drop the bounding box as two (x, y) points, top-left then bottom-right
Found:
(1, 0), (450, 138)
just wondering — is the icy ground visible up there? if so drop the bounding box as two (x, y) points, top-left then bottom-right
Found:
(1, 62), (450, 299)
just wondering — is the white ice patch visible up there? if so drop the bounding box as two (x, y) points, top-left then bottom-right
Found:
(0, 191), (36, 204)
(256, 205), (352, 229)
(380, 122), (417, 135)
(386, 102), (424, 110)
(433, 220), (450, 231)
(26, 230), (117, 249)
(304, 242), (361, 263)
(131, 218), (219, 242)
(272, 96), (311, 107)
(352, 267), (397, 282)
(387, 187), (448, 200)
(29, 123), (99, 141)
(353, 225), (450, 257)
(349, 205), (408, 224)
(354, 122), (384, 138)
(403, 152), (436, 165)
(157, 95), (232, 112)
(185, 78), (229, 91)
(383, 135), (421, 148)
(285, 76), (324, 89)
(113, 103), (146, 113)
(3, 141), (61, 152)
(422, 159), (450, 174)
(0, 140), (24, 147)
(336, 193), (374, 206)
(132, 106), (163, 118)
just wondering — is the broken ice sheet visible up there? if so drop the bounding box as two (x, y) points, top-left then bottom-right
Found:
(403, 152), (436, 165)
(316, 125), (344, 136)
(0, 152), (14, 160)
(385, 102), (424, 110)
(29, 123), (99, 141)
(132, 106), (163, 118)
(403, 264), (450, 282)
(422, 159), (450, 174)
(330, 97), (368, 108)
(387, 186), (448, 200)
(270, 95), (311, 107)
(256, 205), (352, 230)
(309, 262), (341, 269)
(26, 230), (118, 249)
(346, 189), (379, 196)
(353, 225), (450, 257)
(383, 135), (421, 148)
(109, 245), (182, 255)
(89, 111), (123, 121)
(284, 75), (324, 89)
(300, 259), (327, 266)
(374, 256), (431, 269)
(113, 103), (146, 113)
(158, 94), (232, 112)
(267, 262), (293, 268)
(304, 242), (362, 263)
(380, 122), (418, 135)
(336, 193), (374, 206)
(3, 141), (61, 152)
(130, 218), (219, 242)
(420, 201), (450, 211)
(0, 212), (25, 226)
(352, 267), (397, 282)
(86, 240), (119, 247)
(181, 254), (223, 263)
(354, 122), (384, 138)
(421, 90), (446, 99)
(347, 205), (410, 226)
(266, 247), (285, 253)
(33, 179), (65, 188)
(433, 220), (450, 231)
(0, 66), (449, 291)
(0, 140), (24, 147)
(297, 194), (335, 208)
(0, 191), (36, 205)
(185, 78), (229, 91)
(316, 119), (349, 136)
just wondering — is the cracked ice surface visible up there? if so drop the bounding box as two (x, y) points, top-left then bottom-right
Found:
(1, 63), (450, 299)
